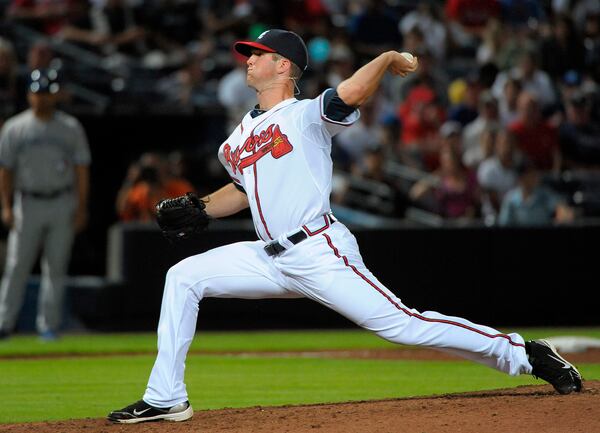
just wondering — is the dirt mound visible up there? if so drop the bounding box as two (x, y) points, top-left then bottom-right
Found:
(3, 381), (599, 433)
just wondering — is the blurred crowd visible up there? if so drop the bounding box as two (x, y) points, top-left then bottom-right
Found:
(1, 0), (600, 226)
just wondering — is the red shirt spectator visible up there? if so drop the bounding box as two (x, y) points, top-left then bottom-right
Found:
(398, 85), (445, 146)
(397, 84), (445, 170)
(509, 120), (559, 171)
(445, 0), (500, 33)
(120, 179), (194, 222)
(508, 92), (560, 171)
(8, 0), (71, 35)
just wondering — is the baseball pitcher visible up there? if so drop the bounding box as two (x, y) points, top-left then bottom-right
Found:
(108, 29), (581, 424)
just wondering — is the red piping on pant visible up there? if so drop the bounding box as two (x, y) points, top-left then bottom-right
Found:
(322, 233), (525, 348)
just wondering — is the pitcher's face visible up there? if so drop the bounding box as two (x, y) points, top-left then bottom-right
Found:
(246, 49), (279, 91)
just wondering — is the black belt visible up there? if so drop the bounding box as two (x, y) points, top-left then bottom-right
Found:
(20, 187), (72, 199)
(264, 213), (336, 257)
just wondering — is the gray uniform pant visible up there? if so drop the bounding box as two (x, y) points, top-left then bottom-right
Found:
(0, 193), (76, 333)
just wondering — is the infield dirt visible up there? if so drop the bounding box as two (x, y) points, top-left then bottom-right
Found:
(2, 380), (598, 433)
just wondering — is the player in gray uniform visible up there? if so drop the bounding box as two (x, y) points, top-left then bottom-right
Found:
(0, 69), (91, 340)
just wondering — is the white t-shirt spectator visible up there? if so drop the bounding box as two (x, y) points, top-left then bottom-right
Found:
(462, 118), (499, 167)
(478, 156), (518, 221)
(478, 156), (517, 196)
(492, 69), (557, 108)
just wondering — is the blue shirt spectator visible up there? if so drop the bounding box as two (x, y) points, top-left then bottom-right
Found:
(498, 160), (573, 225)
(498, 184), (560, 225)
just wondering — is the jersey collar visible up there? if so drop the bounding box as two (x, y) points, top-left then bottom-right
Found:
(251, 97), (297, 118)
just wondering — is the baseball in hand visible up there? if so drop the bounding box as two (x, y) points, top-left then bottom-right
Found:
(400, 52), (415, 62)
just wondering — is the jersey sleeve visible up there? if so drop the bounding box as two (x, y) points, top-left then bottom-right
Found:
(298, 88), (360, 140)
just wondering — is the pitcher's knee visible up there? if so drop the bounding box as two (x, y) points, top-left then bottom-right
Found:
(165, 262), (199, 297)
(368, 316), (428, 346)
(375, 328), (414, 345)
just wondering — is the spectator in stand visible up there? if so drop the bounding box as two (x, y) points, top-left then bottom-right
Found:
(445, 0), (501, 56)
(499, 159), (574, 226)
(447, 75), (481, 126)
(439, 120), (463, 156)
(59, 0), (108, 53)
(393, 47), (449, 106)
(27, 40), (54, 70)
(497, 76), (521, 126)
(0, 38), (18, 124)
(397, 84), (446, 170)
(400, 25), (426, 58)
(491, 21), (537, 71)
(557, 70), (584, 111)
(154, 50), (211, 112)
(508, 91), (561, 172)
(410, 145), (479, 219)
(282, 0), (330, 33)
(335, 99), (381, 171)
(325, 41), (355, 89)
(91, 0), (147, 59)
(540, 14), (586, 82)
(582, 12), (600, 82)
(7, 0), (71, 35)
(333, 143), (403, 217)
(567, 0), (599, 30)
(218, 49), (258, 131)
(347, 0), (402, 59)
(445, 0), (501, 36)
(398, 2), (447, 61)
(116, 152), (195, 222)
(477, 128), (519, 222)
(491, 49), (557, 109)
(462, 90), (500, 167)
(499, 0), (546, 29)
(477, 61), (500, 90)
(143, 0), (200, 56)
(559, 90), (600, 168)
(476, 18), (503, 65)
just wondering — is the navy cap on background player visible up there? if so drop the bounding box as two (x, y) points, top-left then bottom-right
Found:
(28, 68), (61, 94)
(234, 29), (309, 71)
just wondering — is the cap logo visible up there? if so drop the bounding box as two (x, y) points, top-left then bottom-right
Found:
(257, 30), (269, 40)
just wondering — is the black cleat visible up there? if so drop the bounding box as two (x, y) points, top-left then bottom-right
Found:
(0, 329), (10, 341)
(526, 339), (583, 395)
(107, 399), (193, 423)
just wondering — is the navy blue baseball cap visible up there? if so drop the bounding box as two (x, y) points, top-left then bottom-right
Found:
(234, 29), (309, 71)
(28, 68), (60, 94)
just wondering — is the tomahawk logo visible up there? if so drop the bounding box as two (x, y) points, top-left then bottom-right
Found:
(224, 124), (293, 174)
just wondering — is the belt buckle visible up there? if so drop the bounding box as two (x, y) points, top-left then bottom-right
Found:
(264, 241), (283, 257)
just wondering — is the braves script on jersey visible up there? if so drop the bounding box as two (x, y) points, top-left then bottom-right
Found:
(218, 92), (358, 241)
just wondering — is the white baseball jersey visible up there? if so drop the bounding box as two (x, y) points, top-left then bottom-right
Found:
(218, 91), (359, 240)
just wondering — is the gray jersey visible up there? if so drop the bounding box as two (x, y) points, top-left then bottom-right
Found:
(0, 109), (91, 193)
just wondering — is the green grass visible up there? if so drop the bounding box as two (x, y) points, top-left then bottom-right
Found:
(1, 329), (599, 424)
(1, 328), (600, 356)
(3, 355), (599, 424)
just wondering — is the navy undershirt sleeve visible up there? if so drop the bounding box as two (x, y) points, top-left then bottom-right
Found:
(322, 89), (357, 121)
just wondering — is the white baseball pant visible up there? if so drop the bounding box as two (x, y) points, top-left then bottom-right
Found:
(143, 218), (532, 407)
